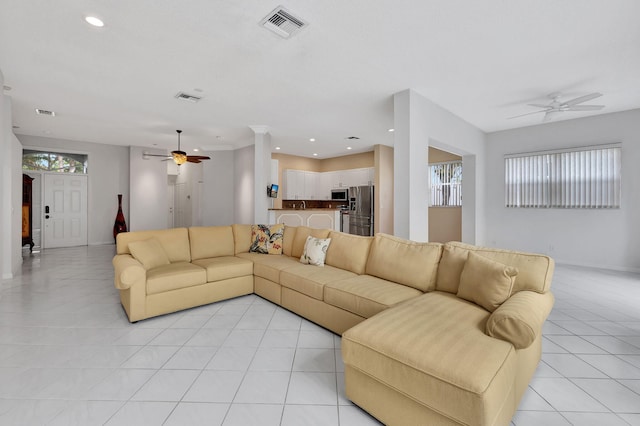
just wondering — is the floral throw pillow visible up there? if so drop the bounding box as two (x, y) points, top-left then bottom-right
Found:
(300, 236), (332, 266)
(250, 224), (285, 255)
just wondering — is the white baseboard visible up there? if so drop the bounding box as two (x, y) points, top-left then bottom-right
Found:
(556, 260), (640, 274)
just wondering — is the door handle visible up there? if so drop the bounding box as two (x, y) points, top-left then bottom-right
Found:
(45, 206), (50, 214)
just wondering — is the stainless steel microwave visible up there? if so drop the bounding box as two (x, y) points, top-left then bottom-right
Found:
(331, 188), (349, 201)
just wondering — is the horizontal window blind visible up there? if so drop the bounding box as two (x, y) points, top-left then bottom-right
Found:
(429, 161), (462, 207)
(505, 144), (621, 208)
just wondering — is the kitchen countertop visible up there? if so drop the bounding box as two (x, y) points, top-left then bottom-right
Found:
(268, 208), (345, 211)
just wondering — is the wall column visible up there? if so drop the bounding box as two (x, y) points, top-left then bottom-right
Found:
(1, 71), (23, 278)
(393, 90), (429, 242)
(250, 125), (271, 224)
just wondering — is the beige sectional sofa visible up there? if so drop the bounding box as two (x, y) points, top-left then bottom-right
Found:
(113, 224), (555, 426)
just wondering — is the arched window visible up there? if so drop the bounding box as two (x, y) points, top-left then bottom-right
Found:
(23, 150), (88, 174)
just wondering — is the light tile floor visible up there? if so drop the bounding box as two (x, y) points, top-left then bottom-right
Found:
(0, 245), (638, 425)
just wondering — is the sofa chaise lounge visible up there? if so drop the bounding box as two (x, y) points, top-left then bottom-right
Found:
(113, 224), (555, 426)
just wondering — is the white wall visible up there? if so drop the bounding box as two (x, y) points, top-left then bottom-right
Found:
(129, 146), (167, 231)
(19, 135), (130, 244)
(0, 73), (24, 278)
(253, 131), (272, 224)
(201, 150), (235, 226)
(394, 89), (486, 243)
(173, 161), (203, 228)
(234, 145), (255, 224)
(485, 109), (640, 272)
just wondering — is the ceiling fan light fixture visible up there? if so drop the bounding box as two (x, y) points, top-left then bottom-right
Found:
(172, 150), (187, 165)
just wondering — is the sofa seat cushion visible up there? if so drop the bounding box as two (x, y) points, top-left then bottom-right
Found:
(342, 292), (516, 426)
(324, 275), (422, 318)
(192, 256), (253, 283)
(280, 264), (357, 301)
(146, 262), (207, 295)
(235, 253), (299, 283)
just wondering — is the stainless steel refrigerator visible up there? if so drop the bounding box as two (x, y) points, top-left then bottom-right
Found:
(348, 185), (374, 236)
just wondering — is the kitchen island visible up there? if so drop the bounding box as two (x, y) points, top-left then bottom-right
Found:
(268, 209), (342, 231)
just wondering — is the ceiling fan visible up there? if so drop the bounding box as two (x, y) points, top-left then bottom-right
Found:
(143, 130), (211, 165)
(509, 92), (604, 122)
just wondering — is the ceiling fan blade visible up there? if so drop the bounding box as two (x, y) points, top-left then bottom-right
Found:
(563, 92), (602, 106)
(508, 110), (547, 119)
(187, 156), (211, 160)
(143, 152), (171, 159)
(527, 103), (551, 109)
(565, 105), (604, 111)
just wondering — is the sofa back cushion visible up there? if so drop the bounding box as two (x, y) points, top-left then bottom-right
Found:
(189, 226), (234, 260)
(365, 233), (442, 292)
(116, 228), (191, 263)
(282, 226), (297, 257)
(291, 226), (331, 259)
(325, 231), (373, 274)
(436, 242), (554, 294)
(232, 224), (252, 254)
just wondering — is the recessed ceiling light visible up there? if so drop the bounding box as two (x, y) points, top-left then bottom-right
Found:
(388, 128), (395, 132)
(85, 16), (104, 27)
(275, 146), (281, 150)
(193, 148), (199, 152)
(309, 138), (315, 142)
(347, 147), (352, 150)
(313, 153), (318, 156)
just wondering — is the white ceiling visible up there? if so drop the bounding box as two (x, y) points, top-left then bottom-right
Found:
(1, 0), (639, 159)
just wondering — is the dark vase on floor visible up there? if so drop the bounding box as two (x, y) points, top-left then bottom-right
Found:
(113, 194), (127, 242)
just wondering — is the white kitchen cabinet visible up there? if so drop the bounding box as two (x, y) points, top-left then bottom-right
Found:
(353, 167), (374, 186)
(303, 171), (320, 199)
(285, 167), (374, 200)
(331, 170), (348, 188)
(284, 169), (304, 200)
(319, 173), (332, 199)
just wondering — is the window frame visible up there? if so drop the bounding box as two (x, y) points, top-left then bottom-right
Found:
(23, 149), (89, 174)
(504, 143), (621, 209)
(429, 160), (463, 207)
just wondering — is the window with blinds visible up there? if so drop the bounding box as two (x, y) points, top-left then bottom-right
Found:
(505, 144), (621, 208)
(429, 161), (462, 207)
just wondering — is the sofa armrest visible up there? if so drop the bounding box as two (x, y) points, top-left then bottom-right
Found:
(113, 254), (146, 290)
(485, 290), (555, 349)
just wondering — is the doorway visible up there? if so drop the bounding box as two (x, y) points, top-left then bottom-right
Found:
(43, 173), (88, 248)
(428, 147), (462, 243)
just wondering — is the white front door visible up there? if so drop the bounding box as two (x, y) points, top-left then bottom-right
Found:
(43, 174), (88, 248)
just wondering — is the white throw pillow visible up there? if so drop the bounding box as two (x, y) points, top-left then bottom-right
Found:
(300, 236), (331, 266)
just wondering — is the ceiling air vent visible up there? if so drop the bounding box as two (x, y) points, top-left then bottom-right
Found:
(260, 6), (307, 38)
(35, 108), (56, 116)
(175, 92), (202, 103)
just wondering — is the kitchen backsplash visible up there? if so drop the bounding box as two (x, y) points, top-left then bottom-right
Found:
(281, 200), (348, 209)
